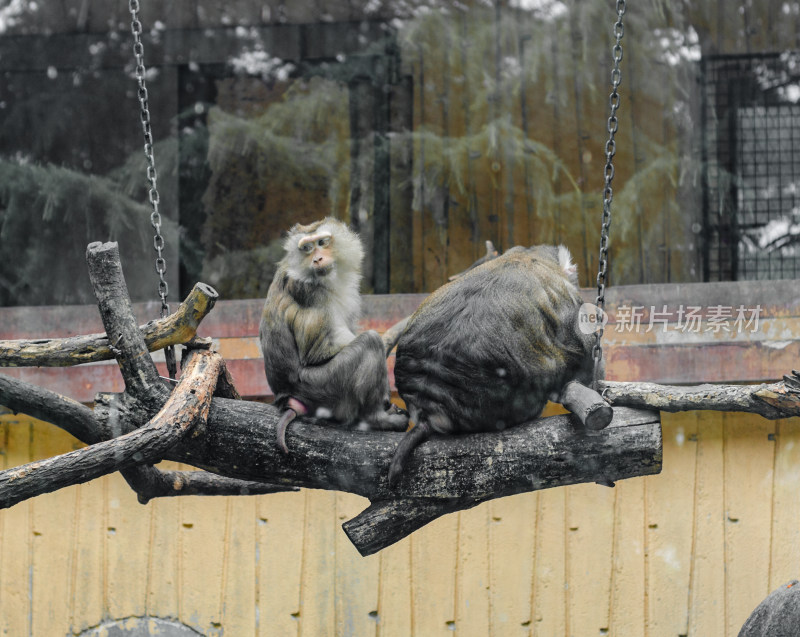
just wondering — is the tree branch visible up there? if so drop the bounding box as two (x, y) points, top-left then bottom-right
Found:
(0, 372), (104, 444)
(121, 464), (296, 504)
(0, 349), (221, 510)
(598, 372), (800, 420)
(86, 241), (168, 407)
(0, 282), (218, 368)
(0, 371), (294, 503)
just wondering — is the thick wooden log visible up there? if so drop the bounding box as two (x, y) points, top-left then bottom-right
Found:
(3, 364), (659, 553)
(153, 400), (662, 554)
(0, 282), (218, 368)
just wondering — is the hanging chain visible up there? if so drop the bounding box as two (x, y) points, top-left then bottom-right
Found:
(593, 0), (626, 387)
(129, 0), (177, 380)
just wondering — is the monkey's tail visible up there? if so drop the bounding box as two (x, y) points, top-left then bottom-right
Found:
(388, 421), (431, 489)
(276, 408), (298, 454)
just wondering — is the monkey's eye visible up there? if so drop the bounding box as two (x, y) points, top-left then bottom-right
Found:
(300, 242), (314, 254)
(317, 237), (331, 248)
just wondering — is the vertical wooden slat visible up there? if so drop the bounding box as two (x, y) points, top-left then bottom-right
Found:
(645, 413), (699, 635)
(444, 15), (477, 278)
(488, 493), (537, 634)
(416, 13), (452, 290)
(145, 497), (181, 607)
(388, 75), (416, 293)
(220, 496), (257, 635)
(334, 492), (380, 637)
(69, 479), (106, 634)
(565, 482), (615, 636)
(608, 477), (646, 637)
(722, 412), (775, 635)
(532, 488), (567, 633)
(298, 490), (336, 636)
(453, 11), (480, 268)
(376, 537), (413, 636)
(179, 486), (228, 631)
(455, 506), (490, 637)
(0, 418), (33, 637)
(411, 51), (426, 293)
(145, 463), (181, 621)
(687, 410), (726, 635)
(256, 490), (305, 636)
(105, 471), (149, 621)
(769, 418), (800, 589)
(566, 10), (592, 286)
(30, 423), (78, 637)
(410, 514), (459, 635)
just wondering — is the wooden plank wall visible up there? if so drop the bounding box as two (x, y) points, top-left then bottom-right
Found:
(2, 278), (800, 635)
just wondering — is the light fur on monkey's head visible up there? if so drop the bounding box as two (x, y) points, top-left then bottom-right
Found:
(283, 217), (364, 286)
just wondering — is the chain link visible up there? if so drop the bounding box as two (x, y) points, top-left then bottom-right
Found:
(593, 0), (626, 386)
(129, 0), (177, 379)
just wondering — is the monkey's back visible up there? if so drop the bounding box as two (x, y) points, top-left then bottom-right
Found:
(394, 247), (593, 434)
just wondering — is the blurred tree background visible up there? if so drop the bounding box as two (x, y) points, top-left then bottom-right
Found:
(0, 0), (798, 305)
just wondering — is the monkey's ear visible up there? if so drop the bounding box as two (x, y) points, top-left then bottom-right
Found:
(557, 245), (578, 283)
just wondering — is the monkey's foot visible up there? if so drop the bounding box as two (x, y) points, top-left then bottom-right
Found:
(371, 403), (410, 432)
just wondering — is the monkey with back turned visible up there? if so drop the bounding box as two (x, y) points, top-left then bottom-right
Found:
(259, 217), (408, 453)
(389, 244), (612, 486)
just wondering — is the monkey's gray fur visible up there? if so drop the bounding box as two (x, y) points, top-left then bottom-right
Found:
(390, 245), (602, 486)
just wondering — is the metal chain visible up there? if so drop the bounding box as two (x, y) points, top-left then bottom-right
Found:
(593, 0), (626, 386)
(129, 0), (177, 379)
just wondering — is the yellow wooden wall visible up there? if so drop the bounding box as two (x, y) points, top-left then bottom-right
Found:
(2, 410), (799, 636)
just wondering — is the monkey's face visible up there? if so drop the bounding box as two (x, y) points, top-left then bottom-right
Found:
(298, 231), (335, 278)
(283, 218), (364, 287)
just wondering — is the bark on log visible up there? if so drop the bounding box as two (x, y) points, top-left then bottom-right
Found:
(0, 282), (218, 368)
(598, 373), (800, 420)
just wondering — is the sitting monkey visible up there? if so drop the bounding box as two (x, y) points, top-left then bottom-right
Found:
(389, 244), (612, 486)
(259, 217), (408, 453)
